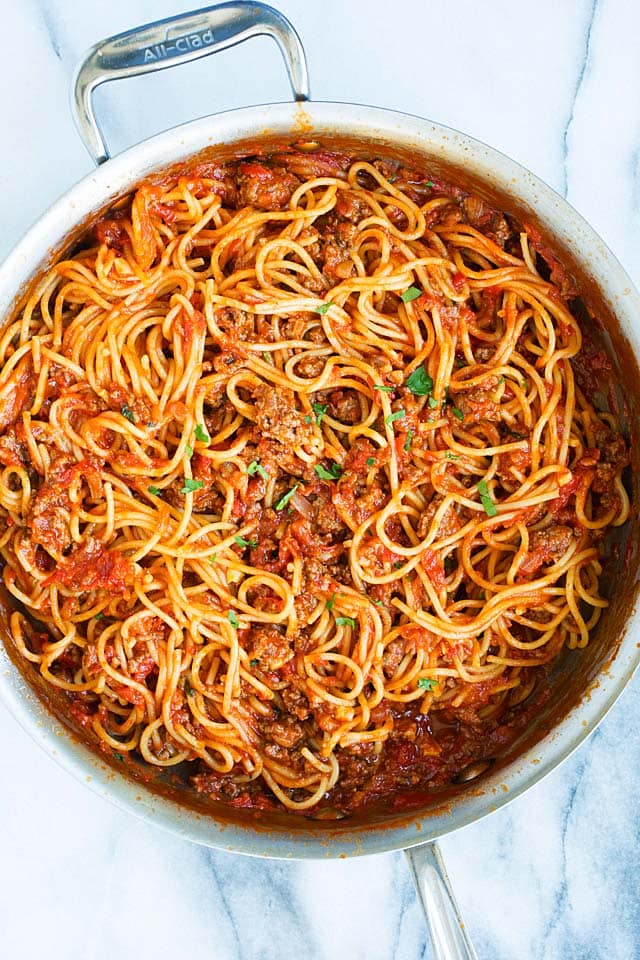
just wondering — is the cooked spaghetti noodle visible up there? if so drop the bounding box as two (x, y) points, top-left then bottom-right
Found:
(0, 148), (629, 813)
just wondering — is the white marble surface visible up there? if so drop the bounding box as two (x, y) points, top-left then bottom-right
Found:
(1, 1), (639, 958)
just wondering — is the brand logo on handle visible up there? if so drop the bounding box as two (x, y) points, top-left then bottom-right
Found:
(143, 28), (216, 62)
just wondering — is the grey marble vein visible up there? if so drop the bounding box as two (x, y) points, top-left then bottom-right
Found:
(561, 0), (599, 198)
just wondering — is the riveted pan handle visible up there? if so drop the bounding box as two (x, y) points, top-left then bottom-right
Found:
(71, 1), (310, 166)
(405, 842), (478, 960)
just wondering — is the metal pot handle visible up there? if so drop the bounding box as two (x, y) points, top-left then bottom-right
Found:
(71, 1), (310, 166)
(405, 842), (479, 960)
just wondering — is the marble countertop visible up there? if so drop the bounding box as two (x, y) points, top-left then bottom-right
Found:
(1, 1), (639, 957)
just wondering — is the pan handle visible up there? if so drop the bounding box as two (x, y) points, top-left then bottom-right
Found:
(405, 842), (478, 960)
(71, 1), (310, 166)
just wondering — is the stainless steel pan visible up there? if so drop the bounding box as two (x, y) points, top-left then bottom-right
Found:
(1, 5), (639, 959)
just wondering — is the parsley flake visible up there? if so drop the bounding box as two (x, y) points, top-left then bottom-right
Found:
(336, 616), (356, 628)
(185, 444), (194, 458)
(314, 462), (342, 481)
(181, 478), (204, 493)
(366, 457), (376, 467)
(452, 407), (464, 421)
(148, 485), (161, 496)
(406, 367), (433, 396)
(121, 404), (135, 423)
(194, 423), (210, 444)
(234, 535), (258, 548)
(428, 396), (438, 409)
(477, 479), (498, 517)
(315, 302), (331, 314)
(326, 592), (336, 611)
(228, 611), (239, 629)
(401, 286), (422, 303)
(374, 384), (394, 392)
(385, 410), (406, 425)
(425, 180), (434, 188)
(312, 402), (328, 425)
(247, 460), (269, 480)
(418, 677), (437, 690)
(274, 483), (299, 511)
(94, 612), (104, 620)
(249, 658), (259, 667)
(404, 430), (414, 452)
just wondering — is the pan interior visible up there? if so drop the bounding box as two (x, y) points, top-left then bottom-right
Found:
(1, 118), (639, 848)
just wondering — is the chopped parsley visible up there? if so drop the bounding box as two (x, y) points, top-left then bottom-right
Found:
(404, 430), (414, 452)
(121, 404), (135, 423)
(370, 598), (383, 607)
(304, 415), (312, 424)
(249, 658), (259, 667)
(228, 611), (239, 629)
(477, 479), (498, 517)
(210, 553), (217, 562)
(262, 351), (272, 364)
(315, 302), (331, 314)
(183, 678), (193, 697)
(336, 616), (356, 628)
(498, 376), (505, 386)
(112, 751), (124, 762)
(452, 407), (464, 421)
(418, 677), (437, 691)
(185, 444), (194, 458)
(181, 478), (204, 493)
(148, 485), (161, 495)
(274, 483), (299, 511)
(247, 460), (269, 480)
(194, 423), (210, 443)
(94, 612), (104, 620)
(314, 462), (342, 481)
(385, 410), (406, 425)
(374, 384), (394, 392)
(445, 452), (460, 460)
(406, 367), (433, 396)
(428, 396), (438, 409)
(234, 535), (258, 549)
(326, 592), (336, 611)
(312, 402), (328, 425)
(425, 180), (434, 188)
(400, 285), (422, 303)
(366, 456), (376, 467)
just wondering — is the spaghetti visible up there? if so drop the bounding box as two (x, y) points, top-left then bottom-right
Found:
(0, 148), (630, 813)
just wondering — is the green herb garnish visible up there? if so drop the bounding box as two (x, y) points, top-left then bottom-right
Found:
(185, 444), (194, 458)
(477, 479), (497, 517)
(181, 478), (204, 493)
(428, 396), (438, 409)
(249, 659), (259, 667)
(247, 460), (269, 480)
(326, 593), (336, 611)
(404, 430), (414, 452)
(148, 485), (161, 495)
(385, 410), (406, 425)
(312, 402), (328, 425)
(314, 462), (342, 481)
(445, 452), (460, 460)
(94, 612), (104, 620)
(406, 367), (433, 396)
(210, 553), (217, 562)
(228, 611), (239, 629)
(315, 302), (331, 314)
(374, 384), (394, 392)
(425, 180), (434, 188)
(121, 404), (135, 423)
(234, 535), (258, 548)
(194, 423), (210, 443)
(401, 286), (422, 303)
(418, 677), (437, 690)
(112, 752), (124, 762)
(366, 457), (376, 467)
(274, 483), (300, 511)
(336, 616), (356, 628)
(452, 407), (464, 421)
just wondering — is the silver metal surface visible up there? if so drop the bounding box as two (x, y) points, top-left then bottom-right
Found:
(406, 844), (479, 960)
(71, 1), (309, 164)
